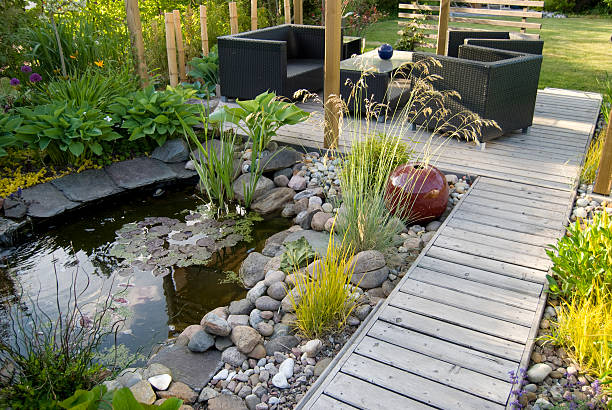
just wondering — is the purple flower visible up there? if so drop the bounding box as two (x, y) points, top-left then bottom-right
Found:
(20, 65), (32, 73)
(29, 73), (42, 83)
(10, 78), (20, 86)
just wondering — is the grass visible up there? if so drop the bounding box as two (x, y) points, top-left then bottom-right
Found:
(362, 16), (612, 93)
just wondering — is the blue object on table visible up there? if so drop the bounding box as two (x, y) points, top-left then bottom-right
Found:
(378, 44), (393, 60)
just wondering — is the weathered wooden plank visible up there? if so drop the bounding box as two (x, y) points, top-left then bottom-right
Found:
(388, 292), (531, 343)
(476, 177), (573, 200)
(323, 373), (431, 410)
(427, 246), (547, 283)
(462, 194), (567, 220)
(475, 180), (570, 205)
(418, 256), (543, 296)
(399, 279), (535, 325)
(459, 202), (566, 231)
(410, 267), (539, 309)
(342, 355), (505, 409)
(400, 0), (545, 7)
(440, 226), (550, 259)
(304, 394), (358, 410)
(356, 336), (513, 404)
(434, 235), (551, 271)
(368, 320), (519, 381)
(447, 217), (554, 248)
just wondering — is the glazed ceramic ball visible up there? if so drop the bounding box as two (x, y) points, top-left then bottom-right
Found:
(378, 43), (394, 60)
(385, 163), (449, 224)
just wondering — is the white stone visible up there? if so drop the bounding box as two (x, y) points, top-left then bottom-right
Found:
(302, 339), (323, 358)
(527, 363), (552, 383)
(271, 372), (290, 389)
(213, 368), (229, 380)
(445, 174), (458, 184)
(185, 160), (195, 170)
(576, 197), (589, 207)
(278, 358), (295, 379)
(321, 202), (333, 213)
(574, 207), (587, 218)
(147, 374), (172, 391)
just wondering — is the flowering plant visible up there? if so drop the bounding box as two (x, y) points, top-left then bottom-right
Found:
(342, 0), (386, 38)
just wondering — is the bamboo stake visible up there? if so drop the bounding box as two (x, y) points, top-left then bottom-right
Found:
(164, 12), (179, 87)
(125, 0), (148, 86)
(436, 0), (450, 55)
(594, 120), (612, 195)
(173, 10), (187, 82)
(294, 0), (302, 24)
(323, 0), (341, 149)
(251, 0), (258, 31)
(284, 0), (291, 24)
(229, 2), (239, 34)
(200, 5), (209, 56)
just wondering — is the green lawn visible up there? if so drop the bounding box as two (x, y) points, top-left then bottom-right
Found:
(362, 16), (612, 93)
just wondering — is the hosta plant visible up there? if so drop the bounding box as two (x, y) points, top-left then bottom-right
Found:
(109, 86), (200, 147)
(0, 112), (22, 156)
(60, 385), (183, 409)
(280, 237), (317, 273)
(187, 49), (219, 97)
(15, 102), (121, 165)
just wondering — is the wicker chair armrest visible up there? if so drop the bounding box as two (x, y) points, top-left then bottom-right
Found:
(446, 30), (509, 57)
(465, 38), (544, 55)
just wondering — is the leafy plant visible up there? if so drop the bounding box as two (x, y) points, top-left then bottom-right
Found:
(288, 232), (359, 338)
(546, 211), (612, 300)
(0, 112), (22, 156)
(395, 21), (425, 52)
(15, 102), (121, 165)
(109, 86), (200, 147)
(59, 385), (183, 409)
(280, 237), (317, 273)
(187, 48), (219, 97)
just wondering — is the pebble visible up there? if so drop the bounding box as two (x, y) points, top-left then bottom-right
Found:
(271, 372), (290, 389)
(527, 363), (553, 383)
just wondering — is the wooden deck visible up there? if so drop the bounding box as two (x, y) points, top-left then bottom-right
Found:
(278, 88), (602, 409)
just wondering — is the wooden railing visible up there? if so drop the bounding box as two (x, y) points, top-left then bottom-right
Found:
(398, 0), (544, 50)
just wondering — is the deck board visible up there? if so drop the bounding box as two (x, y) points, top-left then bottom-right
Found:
(284, 87), (601, 409)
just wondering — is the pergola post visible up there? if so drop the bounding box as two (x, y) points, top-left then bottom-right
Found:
(594, 120), (612, 194)
(164, 12), (179, 87)
(200, 5), (209, 56)
(125, 0), (148, 86)
(229, 2), (239, 34)
(323, 0), (341, 149)
(284, 0), (291, 24)
(294, 0), (302, 24)
(251, 0), (258, 30)
(436, 0), (450, 55)
(173, 9), (187, 82)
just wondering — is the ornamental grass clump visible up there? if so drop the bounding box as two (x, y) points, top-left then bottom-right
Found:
(288, 232), (359, 339)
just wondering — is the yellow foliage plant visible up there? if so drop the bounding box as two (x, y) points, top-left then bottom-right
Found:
(288, 231), (361, 339)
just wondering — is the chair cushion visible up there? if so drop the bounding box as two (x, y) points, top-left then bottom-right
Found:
(287, 59), (324, 78)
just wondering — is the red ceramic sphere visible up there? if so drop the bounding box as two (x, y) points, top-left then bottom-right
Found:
(385, 163), (449, 224)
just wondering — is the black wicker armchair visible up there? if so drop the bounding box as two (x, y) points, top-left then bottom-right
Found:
(217, 24), (326, 100)
(411, 45), (543, 142)
(447, 30), (544, 57)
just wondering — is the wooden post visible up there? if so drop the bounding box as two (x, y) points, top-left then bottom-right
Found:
(173, 10), (187, 82)
(323, 0), (341, 149)
(200, 5), (209, 56)
(594, 120), (612, 195)
(294, 0), (302, 24)
(284, 0), (291, 24)
(436, 0), (450, 55)
(164, 12), (179, 87)
(521, 6), (528, 33)
(251, 0), (258, 30)
(229, 2), (239, 34)
(125, 0), (148, 86)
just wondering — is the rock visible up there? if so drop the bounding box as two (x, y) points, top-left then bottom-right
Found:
(222, 347), (248, 367)
(0, 217), (26, 246)
(231, 326), (262, 354)
(251, 188), (296, 215)
(294, 197), (309, 214)
(130, 380), (156, 404)
(425, 220), (441, 231)
(421, 231), (435, 244)
(255, 296), (281, 311)
(576, 197), (589, 207)
(157, 382), (197, 403)
(314, 358), (333, 376)
(233, 173), (275, 203)
(118, 368), (142, 388)
(264, 255), (282, 273)
(198, 386), (219, 402)
(21, 182), (79, 218)
(264, 335), (299, 355)
(256, 322), (274, 337)
(354, 304), (372, 321)
(261, 148), (302, 172)
(347, 315), (360, 326)
(267, 282), (288, 300)
(311, 212), (332, 231)
(264, 270), (285, 286)
(382, 279), (396, 296)
(294, 210), (315, 230)
(208, 395), (248, 410)
(247, 343), (266, 359)
(574, 207), (587, 218)
(245, 394), (260, 410)
(527, 363), (553, 383)
(51, 168), (123, 203)
(249, 309), (263, 328)
(307, 196), (323, 212)
(106, 157), (177, 190)
(302, 339), (322, 358)
(324, 217), (335, 232)
(185, 160), (195, 170)
(213, 369), (229, 381)
(523, 383), (537, 393)
(3, 198), (27, 219)
(534, 398), (552, 409)
(283, 230), (336, 257)
(152, 139), (190, 163)
(403, 237), (424, 250)
(273, 175), (289, 187)
(271, 372), (290, 389)
(288, 175), (307, 191)
(240, 253), (271, 288)
(188, 330), (215, 352)
(278, 358), (294, 378)
(147, 345), (222, 390)
(148, 374), (172, 391)
(281, 203), (295, 218)
(201, 312), (232, 336)
(246, 281), (268, 304)
(281, 288), (300, 312)
(322, 202), (333, 213)
(179, 324), (203, 340)
(445, 174), (458, 184)
(103, 379), (122, 392)
(347, 250), (388, 289)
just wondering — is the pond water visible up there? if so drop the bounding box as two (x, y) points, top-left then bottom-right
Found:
(0, 185), (290, 359)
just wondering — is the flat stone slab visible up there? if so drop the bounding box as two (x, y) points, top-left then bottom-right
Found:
(262, 148), (302, 172)
(283, 230), (338, 257)
(51, 168), (123, 202)
(165, 162), (198, 180)
(147, 345), (222, 391)
(0, 217), (27, 246)
(105, 157), (177, 190)
(21, 183), (79, 218)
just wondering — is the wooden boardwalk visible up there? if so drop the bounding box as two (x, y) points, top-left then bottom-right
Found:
(281, 88), (603, 409)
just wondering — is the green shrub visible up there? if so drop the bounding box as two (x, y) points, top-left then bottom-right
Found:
(188, 48), (219, 97)
(15, 102), (121, 165)
(546, 211), (612, 300)
(60, 385), (183, 409)
(109, 86), (200, 147)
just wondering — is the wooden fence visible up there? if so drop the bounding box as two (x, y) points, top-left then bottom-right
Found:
(398, 0), (544, 50)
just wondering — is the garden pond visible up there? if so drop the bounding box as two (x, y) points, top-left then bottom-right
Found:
(0, 185), (291, 359)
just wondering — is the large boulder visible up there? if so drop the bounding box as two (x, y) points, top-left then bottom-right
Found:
(231, 326), (262, 354)
(239, 252), (271, 288)
(251, 187), (296, 215)
(152, 139), (190, 163)
(311, 212), (333, 231)
(188, 329), (215, 352)
(233, 173), (274, 203)
(201, 312), (231, 336)
(261, 148), (302, 172)
(348, 250), (389, 289)
(283, 230), (336, 257)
